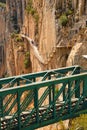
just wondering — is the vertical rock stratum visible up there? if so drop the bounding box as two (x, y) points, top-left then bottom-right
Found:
(0, 1), (6, 77)
(0, 0), (87, 129)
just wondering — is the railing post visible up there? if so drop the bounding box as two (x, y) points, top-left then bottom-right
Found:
(34, 78), (39, 122)
(0, 96), (2, 130)
(0, 85), (3, 117)
(17, 91), (21, 130)
(52, 84), (56, 118)
(34, 88), (39, 123)
(68, 81), (71, 115)
(75, 67), (80, 98)
(83, 78), (87, 97)
(0, 85), (3, 130)
(0, 115), (1, 130)
(33, 78), (36, 82)
(17, 79), (20, 86)
(63, 83), (66, 101)
(49, 86), (52, 104)
(48, 75), (52, 104)
(34, 77), (39, 122)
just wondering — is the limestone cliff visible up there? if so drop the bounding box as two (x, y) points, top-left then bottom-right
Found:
(0, 0), (87, 129)
(0, 2), (6, 77)
(6, 34), (32, 76)
(67, 28), (87, 69)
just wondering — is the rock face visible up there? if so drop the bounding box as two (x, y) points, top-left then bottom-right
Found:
(6, 0), (24, 32)
(67, 43), (87, 69)
(67, 28), (87, 68)
(39, 0), (56, 62)
(6, 35), (32, 76)
(0, 0), (87, 129)
(0, 5), (6, 77)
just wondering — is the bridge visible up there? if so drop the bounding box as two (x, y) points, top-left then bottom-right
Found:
(0, 65), (87, 130)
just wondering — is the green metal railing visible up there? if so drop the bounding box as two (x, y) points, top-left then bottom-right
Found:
(0, 65), (80, 89)
(0, 65), (87, 130)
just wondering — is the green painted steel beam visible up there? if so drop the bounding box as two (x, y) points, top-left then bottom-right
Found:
(0, 66), (87, 130)
(0, 72), (87, 96)
(0, 65), (80, 85)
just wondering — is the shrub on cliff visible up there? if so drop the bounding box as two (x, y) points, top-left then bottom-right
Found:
(11, 33), (23, 42)
(59, 14), (68, 26)
(66, 9), (73, 16)
(15, 36), (23, 42)
(26, 0), (35, 15)
(0, 2), (6, 8)
(69, 114), (87, 130)
(24, 52), (30, 69)
(26, 0), (39, 24)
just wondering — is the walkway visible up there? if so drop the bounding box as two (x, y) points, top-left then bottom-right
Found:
(0, 65), (87, 130)
(21, 34), (45, 64)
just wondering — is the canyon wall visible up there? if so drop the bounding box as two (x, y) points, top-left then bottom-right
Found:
(6, 35), (32, 76)
(21, 0), (87, 73)
(0, 0), (87, 129)
(0, 4), (6, 77)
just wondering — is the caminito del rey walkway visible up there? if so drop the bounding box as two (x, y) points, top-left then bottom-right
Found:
(21, 34), (45, 64)
(0, 65), (87, 130)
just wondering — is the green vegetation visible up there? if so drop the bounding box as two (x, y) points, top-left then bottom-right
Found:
(0, 2), (6, 8)
(15, 36), (23, 42)
(26, 0), (32, 13)
(24, 52), (30, 69)
(54, 121), (66, 130)
(66, 9), (73, 16)
(4, 73), (9, 78)
(59, 14), (68, 26)
(11, 33), (16, 39)
(11, 33), (23, 42)
(58, 121), (66, 130)
(11, 32), (19, 38)
(69, 114), (87, 130)
(26, 0), (39, 23)
(53, 114), (87, 130)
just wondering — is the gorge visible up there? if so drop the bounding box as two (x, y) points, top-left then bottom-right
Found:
(0, 0), (87, 129)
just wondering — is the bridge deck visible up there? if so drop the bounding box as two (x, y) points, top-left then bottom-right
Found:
(0, 65), (87, 130)
(0, 98), (79, 129)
